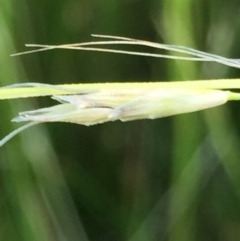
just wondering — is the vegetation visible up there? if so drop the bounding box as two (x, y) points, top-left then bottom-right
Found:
(1, 0), (240, 240)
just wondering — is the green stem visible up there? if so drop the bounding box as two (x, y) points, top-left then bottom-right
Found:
(228, 91), (240, 101)
(1, 79), (240, 100)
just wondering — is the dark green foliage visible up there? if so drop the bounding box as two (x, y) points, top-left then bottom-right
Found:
(1, 0), (240, 240)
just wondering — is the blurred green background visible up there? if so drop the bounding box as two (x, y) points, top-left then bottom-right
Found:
(2, 0), (240, 240)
